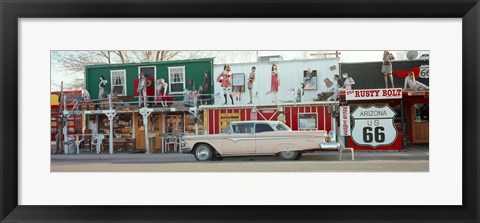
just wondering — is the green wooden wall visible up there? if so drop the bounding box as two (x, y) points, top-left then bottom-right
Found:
(85, 58), (214, 103)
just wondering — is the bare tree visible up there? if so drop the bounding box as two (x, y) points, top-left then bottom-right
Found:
(395, 50), (430, 60)
(99, 51), (112, 64)
(154, 51), (180, 61)
(112, 51), (129, 63)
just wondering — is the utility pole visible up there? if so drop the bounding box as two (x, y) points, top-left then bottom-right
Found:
(57, 81), (64, 153)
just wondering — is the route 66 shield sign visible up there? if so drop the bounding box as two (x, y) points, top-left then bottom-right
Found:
(351, 105), (398, 148)
(419, 65), (429, 78)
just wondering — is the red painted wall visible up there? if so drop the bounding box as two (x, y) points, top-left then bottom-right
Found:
(346, 131), (403, 151)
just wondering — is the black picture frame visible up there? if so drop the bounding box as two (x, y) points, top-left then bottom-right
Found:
(1, 0), (478, 222)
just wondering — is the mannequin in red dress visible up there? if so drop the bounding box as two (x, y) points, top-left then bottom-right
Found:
(266, 64), (280, 103)
(216, 65), (234, 105)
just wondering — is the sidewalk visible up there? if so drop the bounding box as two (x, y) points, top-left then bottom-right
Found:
(51, 144), (429, 162)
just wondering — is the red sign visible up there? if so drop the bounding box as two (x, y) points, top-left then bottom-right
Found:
(346, 88), (402, 101)
(340, 106), (351, 136)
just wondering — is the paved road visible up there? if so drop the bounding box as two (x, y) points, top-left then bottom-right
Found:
(51, 149), (429, 172)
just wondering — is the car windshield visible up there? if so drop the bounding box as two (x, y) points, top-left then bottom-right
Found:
(272, 122), (292, 131)
(223, 124), (232, 133)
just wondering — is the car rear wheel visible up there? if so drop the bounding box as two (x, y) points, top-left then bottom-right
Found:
(279, 151), (302, 160)
(194, 144), (214, 161)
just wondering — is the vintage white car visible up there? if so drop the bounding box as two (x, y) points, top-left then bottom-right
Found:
(181, 121), (332, 161)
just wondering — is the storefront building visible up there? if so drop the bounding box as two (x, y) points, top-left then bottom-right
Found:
(81, 58), (214, 152)
(59, 56), (428, 154)
(201, 102), (336, 134)
(339, 58), (429, 151)
(50, 90), (83, 141)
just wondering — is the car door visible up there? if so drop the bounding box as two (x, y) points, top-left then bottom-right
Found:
(254, 123), (276, 154)
(222, 123), (256, 154)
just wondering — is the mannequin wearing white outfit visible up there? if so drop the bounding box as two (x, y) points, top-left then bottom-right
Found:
(404, 72), (429, 90)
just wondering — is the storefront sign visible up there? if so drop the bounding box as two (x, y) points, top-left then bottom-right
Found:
(346, 88), (402, 101)
(340, 106), (351, 136)
(220, 112), (240, 130)
(351, 105), (397, 148)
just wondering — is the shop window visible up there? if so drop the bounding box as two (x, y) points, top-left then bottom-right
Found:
(185, 112), (204, 134)
(298, 113), (317, 130)
(114, 114), (133, 138)
(150, 114), (161, 132)
(255, 123), (274, 133)
(414, 104), (429, 122)
(168, 66), (185, 94)
(166, 114), (184, 133)
(110, 70), (127, 96)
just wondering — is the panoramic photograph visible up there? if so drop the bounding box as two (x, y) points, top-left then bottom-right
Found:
(50, 50), (430, 172)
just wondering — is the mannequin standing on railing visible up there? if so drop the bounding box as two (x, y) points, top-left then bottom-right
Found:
(156, 78), (169, 107)
(137, 72), (147, 107)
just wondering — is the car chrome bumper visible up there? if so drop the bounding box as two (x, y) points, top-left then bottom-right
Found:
(180, 147), (192, 154)
(319, 142), (341, 150)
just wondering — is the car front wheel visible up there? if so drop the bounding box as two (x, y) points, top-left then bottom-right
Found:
(279, 151), (302, 160)
(194, 144), (214, 161)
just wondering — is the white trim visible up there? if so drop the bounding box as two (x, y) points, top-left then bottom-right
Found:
(138, 66), (157, 100)
(323, 106), (326, 130)
(200, 100), (339, 109)
(110, 69), (127, 96)
(168, 66), (186, 94)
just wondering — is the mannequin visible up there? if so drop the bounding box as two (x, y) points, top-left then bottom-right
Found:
(217, 65), (234, 105)
(98, 76), (108, 99)
(200, 71), (210, 105)
(296, 83), (304, 102)
(156, 78), (169, 107)
(266, 64), (280, 103)
(324, 78), (339, 101)
(404, 71), (429, 91)
(137, 72), (147, 107)
(382, 51), (395, 88)
(248, 66), (256, 104)
(73, 87), (91, 110)
(341, 73), (355, 90)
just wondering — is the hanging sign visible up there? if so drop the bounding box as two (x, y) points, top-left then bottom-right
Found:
(346, 88), (402, 101)
(220, 112), (240, 130)
(340, 106), (351, 136)
(351, 105), (397, 148)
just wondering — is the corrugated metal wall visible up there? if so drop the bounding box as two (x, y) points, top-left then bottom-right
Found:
(213, 58), (340, 105)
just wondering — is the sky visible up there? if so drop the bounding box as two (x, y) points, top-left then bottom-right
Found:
(51, 50), (427, 91)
